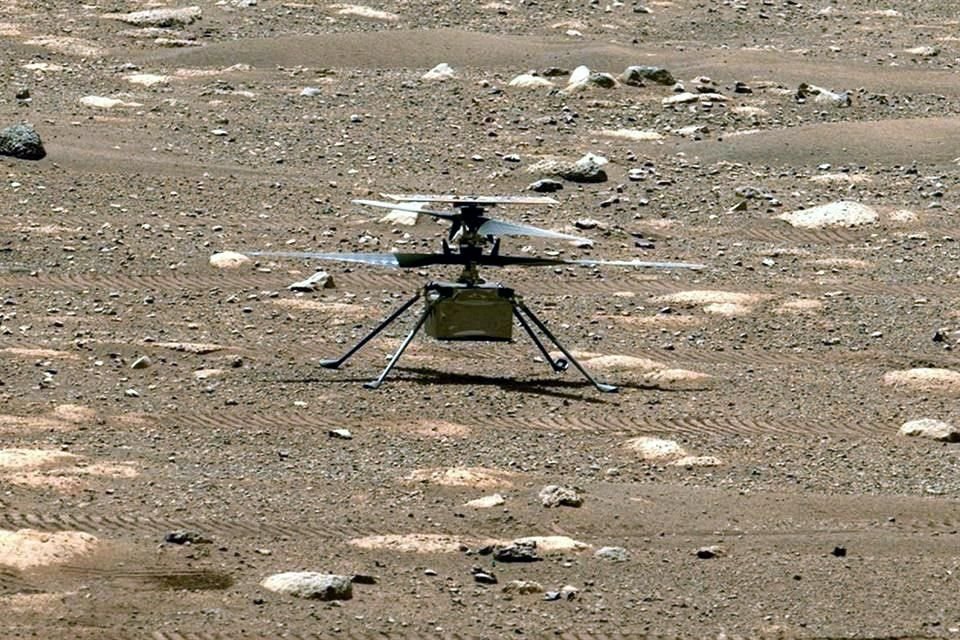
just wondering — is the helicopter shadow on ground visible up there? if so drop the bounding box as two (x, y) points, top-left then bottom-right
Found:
(281, 366), (677, 403)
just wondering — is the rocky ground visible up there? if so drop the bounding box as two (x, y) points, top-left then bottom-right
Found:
(1, 1), (960, 638)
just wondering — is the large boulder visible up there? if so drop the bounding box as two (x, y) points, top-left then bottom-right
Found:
(528, 153), (608, 183)
(261, 572), (353, 600)
(899, 418), (960, 442)
(0, 123), (46, 160)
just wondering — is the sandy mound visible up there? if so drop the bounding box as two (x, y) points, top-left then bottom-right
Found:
(604, 312), (703, 327)
(702, 302), (753, 316)
(403, 467), (515, 489)
(809, 258), (871, 269)
(0, 529), (99, 570)
(1, 447), (136, 491)
(0, 414), (72, 432)
(348, 533), (495, 553)
(809, 173), (873, 184)
(1, 347), (79, 360)
(3, 592), (72, 614)
(881, 368), (960, 393)
(653, 290), (771, 317)
(410, 420), (471, 438)
(348, 533), (587, 554)
(0, 449), (79, 471)
(577, 354), (665, 371)
(655, 290), (770, 306)
(51, 404), (98, 424)
(775, 299), (824, 313)
(640, 369), (714, 389)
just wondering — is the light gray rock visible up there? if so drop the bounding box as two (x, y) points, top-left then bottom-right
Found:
(422, 63), (455, 81)
(777, 201), (878, 229)
(796, 83), (851, 107)
(527, 153), (607, 183)
(905, 45), (939, 58)
(508, 73), (554, 89)
(104, 6), (202, 27)
(209, 251), (252, 269)
(568, 65), (591, 85)
(130, 355), (152, 370)
(0, 123), (46, 160)
(662, 91), (727, 106)
(261, 572), (353, 600)
(899, 418), (960, 443)
(288, 271), (334, 292)
(539, 484), (584, 508)
(594, 546), (629, 562)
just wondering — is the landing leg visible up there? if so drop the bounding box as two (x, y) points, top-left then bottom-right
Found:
(319, 291), (422, 370)
(363, 301), (434, 390)
(512, 307), (568, 373)
(513, 299), (618, 393)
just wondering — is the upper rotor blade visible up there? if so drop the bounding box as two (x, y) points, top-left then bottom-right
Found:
(472, 255), (705, 269)
(381, 193), (560, 206)
(352, 199), (457, 221)
(248, 251), (452, 269)
(476, 218), (592, 244)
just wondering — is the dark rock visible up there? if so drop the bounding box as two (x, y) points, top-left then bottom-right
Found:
(588, 72), (618, 89)
(620, 65), (675, 86)
(165, 530), (212, 545)
(471, 566), (498, 584)
(695, 545), (723, 559)
(831, 546), (847, 557)
(493, 540), (542, 563)
(528, 178), (564, 193)
(0, 123), (46, 160)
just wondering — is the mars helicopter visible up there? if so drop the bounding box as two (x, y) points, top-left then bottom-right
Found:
(251, 194), (704, 393)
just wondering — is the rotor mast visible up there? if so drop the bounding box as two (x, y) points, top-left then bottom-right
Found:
(453, 203), (489, 286)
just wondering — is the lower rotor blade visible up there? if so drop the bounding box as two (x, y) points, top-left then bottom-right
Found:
(249, 251), (705, 270)
(570, 258), (706, 270)
(476, 218), (592, 244)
